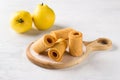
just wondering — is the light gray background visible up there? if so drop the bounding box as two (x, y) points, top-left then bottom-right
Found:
(0, 0), (120, 80)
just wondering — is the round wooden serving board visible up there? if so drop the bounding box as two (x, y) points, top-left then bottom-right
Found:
(26, 38), (112, 69)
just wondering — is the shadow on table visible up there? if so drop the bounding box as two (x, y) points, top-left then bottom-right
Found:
(109, 43), (118, 51)
(23, 24), (67, 36)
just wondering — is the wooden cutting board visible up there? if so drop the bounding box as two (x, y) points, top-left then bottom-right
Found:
(26, 38), (112, 69)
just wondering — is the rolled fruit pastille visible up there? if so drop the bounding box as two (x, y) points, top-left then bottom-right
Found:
(50, 28), (74, 40)
(69, 31), (83, 57)
(48, 39), (67, 62)
(32, 34), (56, 54)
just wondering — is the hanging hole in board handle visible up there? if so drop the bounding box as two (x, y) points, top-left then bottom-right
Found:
(86, 38), (112, 51)
(97, 38), (109, 45)
(97, 38), (112, 47)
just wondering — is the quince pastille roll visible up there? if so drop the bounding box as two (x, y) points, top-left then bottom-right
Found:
(32, 34), (56, 54)
(69, 31), (83, 57)
(48, 39), (67, 62)
(50, 28), (74, 40)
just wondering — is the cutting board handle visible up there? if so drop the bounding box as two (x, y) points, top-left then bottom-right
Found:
(83, 38), (112, 53)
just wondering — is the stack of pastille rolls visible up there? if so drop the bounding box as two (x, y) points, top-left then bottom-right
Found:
(31, 28), (83, 62)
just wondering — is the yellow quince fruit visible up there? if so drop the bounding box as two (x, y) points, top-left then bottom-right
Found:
(10, 10), (32, 33)
(32, 3), (55, 30)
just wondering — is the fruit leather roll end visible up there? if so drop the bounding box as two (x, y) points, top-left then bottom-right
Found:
(32, 34), (56, 54)
(48, 39), (67, 62)
(69, 31), (83, 57)
(50, 28), (75, 40)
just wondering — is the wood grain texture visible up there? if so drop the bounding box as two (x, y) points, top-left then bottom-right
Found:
(26, 38), (112, 69)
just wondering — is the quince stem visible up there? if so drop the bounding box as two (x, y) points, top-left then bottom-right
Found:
(41, 3), (43, 6)
(17, 18), (24, 23)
